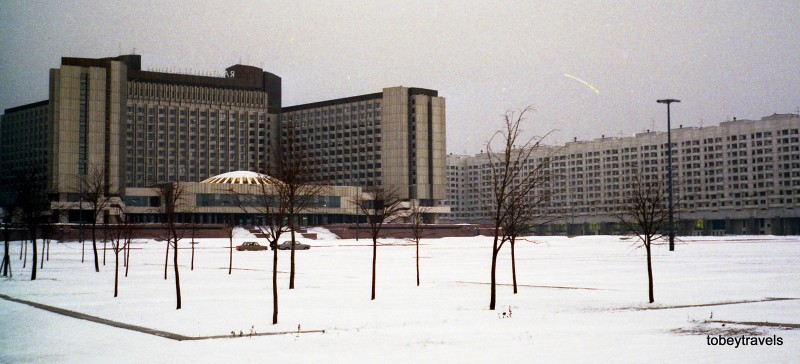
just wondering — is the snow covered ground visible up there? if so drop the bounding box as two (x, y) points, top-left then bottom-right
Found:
(1, 230), (798, 363)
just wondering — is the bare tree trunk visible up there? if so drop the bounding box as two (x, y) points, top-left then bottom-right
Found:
(371, 237), (377, 300)
(190, 225), (196, 271)
(81, 236), (85, 263)
(22, 239), (27, 267)
(164, 239), (169, 280)
(2, 240), (10, 277)
(289, 227), (296, 289)
(415, 237), (420, 287)
(30, 228), (37, 280)
(125, 241), (131, 277)
(91, 221), (99, 272)
(40, 239), (45, 269)
(490, 235), (499, 310)
(272, 242), (278, 324)
(646, 238), (654, 303)
(1, 255), (10, 277)
(46, 238), (50, 261)
(174, 238), (182, 310)
(228, 232), (233, 275)
(511, 237), (518, 294)
(103, 233), (107, 266)
(114, 250), (120, 297)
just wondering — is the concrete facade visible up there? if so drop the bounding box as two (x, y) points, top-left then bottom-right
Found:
(443, 114), (800, 235)
(121, 182), (363, 226)
(280, 87), (447, 217)
(124, 82), (274, 187)
(0, 100), (50, 205)
(1, 54), (449, 224)
(48, 59), (127, 198)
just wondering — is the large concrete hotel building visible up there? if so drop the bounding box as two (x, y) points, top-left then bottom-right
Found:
(443, 114), (800, 235)
(1, 54), (447, 224)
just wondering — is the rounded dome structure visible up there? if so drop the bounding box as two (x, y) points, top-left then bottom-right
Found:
(200, 171), (280, 185)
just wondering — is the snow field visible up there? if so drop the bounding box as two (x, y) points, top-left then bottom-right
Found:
(1, 230), (799, 363)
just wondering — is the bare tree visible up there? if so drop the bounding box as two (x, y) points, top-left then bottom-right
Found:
(1, 205), (17, 277)
(355, 186), (404, 300)
(16, 172), (50, 281)
(124, 216), (132, 278)
(407, 200), (429, 286)
(162, 235), (169, 280)
(232, 174), (291, 324)
(484, 106), (556, 310)
(276, 122), (329, 289)
(39, 220), (50, 269)
(102, 223), (108, 266)
(21, 229), (27, 267)
(41, 221), (54, 264)
(189, 215), (201, 271)
(109, 205), (133, 297)
(612, 171), (673, 303)
(224, 215), (235, 275)
(75, 165), (114, 273)
(154, 182), (189, 310)
(501, 185), (555, 294)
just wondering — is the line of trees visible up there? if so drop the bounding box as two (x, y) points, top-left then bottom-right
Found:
(1, 104), (677, 322)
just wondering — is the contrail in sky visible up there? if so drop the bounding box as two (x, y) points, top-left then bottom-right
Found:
(564, 74), (600, 94)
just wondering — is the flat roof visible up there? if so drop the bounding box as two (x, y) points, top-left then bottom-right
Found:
(4, 100), (48, 114)
(282, 87), (438, 112)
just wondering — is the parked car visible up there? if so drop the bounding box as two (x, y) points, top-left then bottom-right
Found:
(235, 241), (269, 251)
(277, 241), (310, 250)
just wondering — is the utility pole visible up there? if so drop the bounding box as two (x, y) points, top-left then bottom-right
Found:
(657, 99), (680, 251)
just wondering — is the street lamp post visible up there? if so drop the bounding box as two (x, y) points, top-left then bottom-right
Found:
(79, 160), (85, 261)
(657, 99), (680, 251)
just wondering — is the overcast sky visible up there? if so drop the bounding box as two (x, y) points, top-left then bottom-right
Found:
(2, 0), (798, 154)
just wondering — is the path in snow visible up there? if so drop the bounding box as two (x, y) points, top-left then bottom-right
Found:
(0, 293), (325, 341)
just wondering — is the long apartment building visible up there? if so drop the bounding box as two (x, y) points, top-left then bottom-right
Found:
(1, 54), (448, 223)
(444, 113), (800, 235)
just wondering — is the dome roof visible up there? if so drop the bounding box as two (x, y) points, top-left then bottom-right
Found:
(200, 171), (279, 185)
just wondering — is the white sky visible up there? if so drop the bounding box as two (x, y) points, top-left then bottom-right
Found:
(2, 0), (799, 154)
